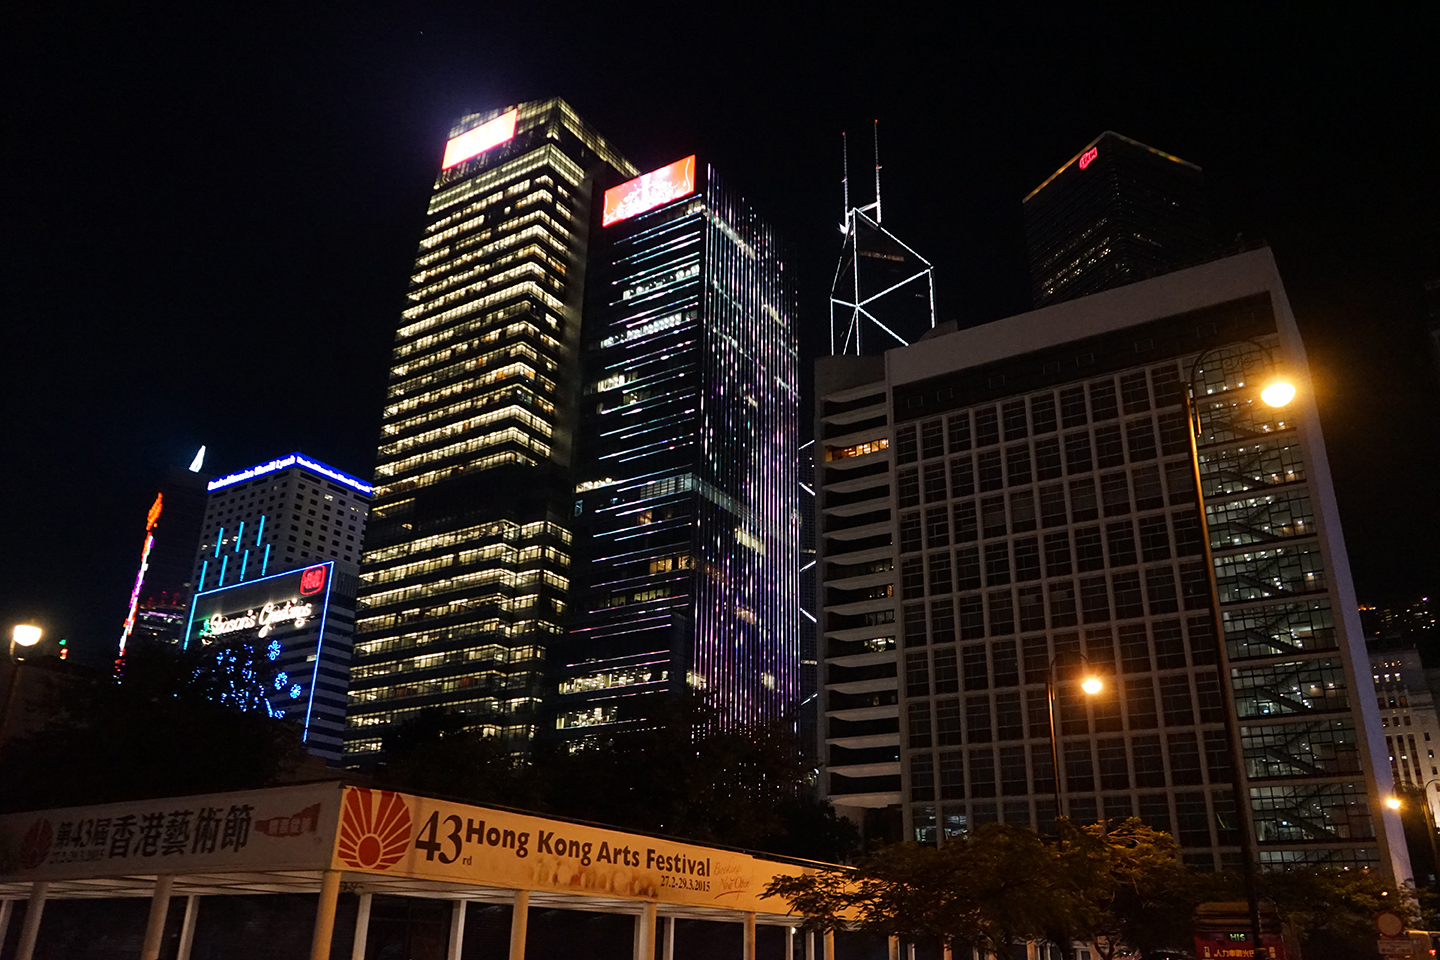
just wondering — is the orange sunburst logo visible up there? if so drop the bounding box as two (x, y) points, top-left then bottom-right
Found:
(337, 789), (412, 871)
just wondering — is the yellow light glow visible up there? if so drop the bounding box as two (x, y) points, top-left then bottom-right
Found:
(1386, 796), (1402, 811)
(1081, 677), (1103, 696)
(11, 624), (41, 647)
(1261, 380), (1296, 407)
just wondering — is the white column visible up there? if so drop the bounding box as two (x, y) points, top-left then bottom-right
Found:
(634, 902), (657, 960)
(907, 943), (916, 960)
(823, 929), (836, 960)
(663, 916), (676, 960)
(509, 890), (530, 960)
(15, 881), (48, 960)
(888, 935), (900, 960)
(351, 892), (373, 960)
(141, 874), (176, 960)
(806, 930), (816, 960)
(448, 900), (467, 960)
(176, 896), (200, 960)
(309, 870), (343, 960)
(0, 900), (14, 953)
(942, 944), (953, 960)
(786, 926), (795, 960)
(743, 912), (757, 960)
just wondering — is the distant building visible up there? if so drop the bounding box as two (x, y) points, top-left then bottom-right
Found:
(816, 248), (1408, 875)
(187, 452), (372, 763)
(1370, 643), (1440, 823)
(1024, 131), (1214, 308)
(555, 157), (800, 738)
(193, 452), (371, 589)
(344, 99), (636, 762)
(117, 459), (210, 659)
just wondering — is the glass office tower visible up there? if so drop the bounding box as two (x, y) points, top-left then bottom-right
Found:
(344, 100), (635, 761)
(554, 158), (801, 738)
(818, 249), (1408, 876)
(1025, 131), (1214, 308)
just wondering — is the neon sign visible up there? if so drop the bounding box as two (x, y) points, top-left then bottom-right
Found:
(117, 492), (165, 658)
(1079, 147), (1099, 170)
(197, 598), (315, 642)
(300, 564), (328, 596)
(603, 156), (696, 227)
(207, 453), (372, 496)
(442, 109), (519, 170)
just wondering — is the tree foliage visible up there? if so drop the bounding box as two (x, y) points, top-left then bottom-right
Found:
(0, 643), (305, 812)
(376, 698), (860, 862)
(1259, 866), (1421, 952)
(765, 819), (1213, 955)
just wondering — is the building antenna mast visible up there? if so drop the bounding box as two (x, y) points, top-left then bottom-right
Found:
(828, 118), (936, 356)
(873, 119), (882, 226)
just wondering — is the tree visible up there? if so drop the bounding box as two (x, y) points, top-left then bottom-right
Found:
(1058, 820), (1220, 959)
(1260, 865), (1421, 957)
(764, 819), (1207, 956)
(0, 642), (305, 812)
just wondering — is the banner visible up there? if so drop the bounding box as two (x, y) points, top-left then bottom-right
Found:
(0, 783), (342, 880)
(332, 787), (813, 913)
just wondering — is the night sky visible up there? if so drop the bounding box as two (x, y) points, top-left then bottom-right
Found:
(4, 4), (1438, 662)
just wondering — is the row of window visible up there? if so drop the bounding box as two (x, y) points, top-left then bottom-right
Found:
(903, 672), (1226, 747)
(894, 366), (1184, 464)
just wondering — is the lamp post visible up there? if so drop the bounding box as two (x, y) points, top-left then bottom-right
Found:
(1046, 651), (1104, 827)
(2, 624), (43, 747)
(1181, 341), (1295, 960)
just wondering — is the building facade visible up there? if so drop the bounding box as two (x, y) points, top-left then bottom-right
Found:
(185, 452), (371, 762)
(1370, 643), (1440, 825)
(344, 100), (636, 761)
(1024, 131), (1214, 309)
(554, 158), (800, 737)
(817, 248), (1409, 875)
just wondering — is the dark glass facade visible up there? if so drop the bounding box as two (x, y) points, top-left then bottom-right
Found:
(1024, 131), (1214, 308)
(554, 163), (800, 737)
(344, 100), (635, 761)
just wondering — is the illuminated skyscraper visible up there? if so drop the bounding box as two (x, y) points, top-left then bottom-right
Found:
(553, 158), (801, 738)
(186, 452), (371, 762)
(1025, 131), (1214, 308)
(344, 100), (636, 760)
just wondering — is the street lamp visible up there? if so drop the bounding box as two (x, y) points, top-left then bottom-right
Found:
(1181, 341), (1296, 960)
(9, 624), (41, 660)
(1047, 651), (1104, 826)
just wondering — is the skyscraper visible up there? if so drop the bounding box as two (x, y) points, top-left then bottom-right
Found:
(1025, 131), (1214, 308)
(817, 248), (1409, 876)
(553, 157), (801, 738)
(185, 452), (371, 762)
(344, 100), (636, 761)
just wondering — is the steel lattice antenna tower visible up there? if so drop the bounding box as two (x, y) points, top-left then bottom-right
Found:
(829, 121), (937, 356)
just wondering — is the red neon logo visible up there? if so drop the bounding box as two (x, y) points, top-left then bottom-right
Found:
(300, 565), (328, 596)
(1079, 147), (1099, 170)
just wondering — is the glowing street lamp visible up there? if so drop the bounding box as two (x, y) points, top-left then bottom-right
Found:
(1386, 796), (1403, 811)
(1047, 652), (1105, 827)
(9, 624), (40, 660)
(1260, 378), (1296, 408)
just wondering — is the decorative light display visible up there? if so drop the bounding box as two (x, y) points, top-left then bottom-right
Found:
(441, 108), (519, 170)
(117, 492), (164, 659)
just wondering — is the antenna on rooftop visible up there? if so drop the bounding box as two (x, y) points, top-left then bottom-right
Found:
(828, 119), (936, 356)
(873, 119), (882, 226)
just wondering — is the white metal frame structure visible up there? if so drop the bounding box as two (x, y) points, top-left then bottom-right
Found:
(830, 123), (937, 357)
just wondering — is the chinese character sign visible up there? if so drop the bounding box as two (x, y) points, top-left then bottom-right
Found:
(0, 785), (341, 881)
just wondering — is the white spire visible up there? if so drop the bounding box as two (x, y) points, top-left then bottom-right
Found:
(188, 445), (206, 473)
